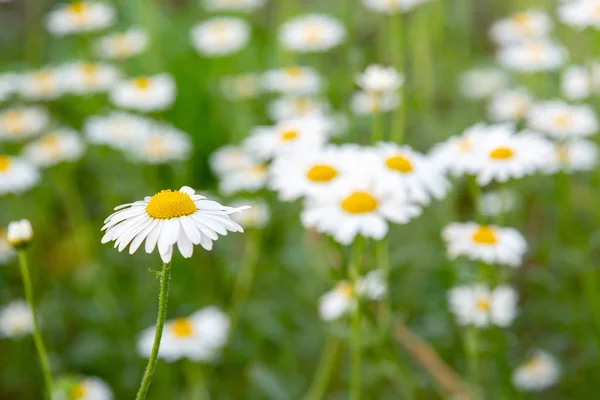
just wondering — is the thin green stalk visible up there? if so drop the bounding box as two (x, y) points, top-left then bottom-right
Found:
(303, 336), (343, 400)
(136, 262), (172, 400)
(390, 13), (405, 144)
(230, 230), (261, 329)
(371, 111), (383, 144)
(349, 237), (364, 400)
(17, 251), (53, 400)
(376, 239), (391, 332)
(184, 360), (209, 400)
(468, 176), (482, 223)
(464, 325), (479, 395)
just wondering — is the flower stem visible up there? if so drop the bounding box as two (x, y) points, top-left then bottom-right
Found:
(371, 111), (383, 144)
(376, 239), (392, 333)
(184, 359), (209, 400)
(389, 12), (405, 144)
(303, 336), (343, 400)
(349, 237), (364, 400)
(464, 325), (480, 395)
(230, 230), (261, 329)
(17, 250), (53, 400)
(136, 262), (172, 400)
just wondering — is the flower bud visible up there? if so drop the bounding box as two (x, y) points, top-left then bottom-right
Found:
(7, 220), (33, 249)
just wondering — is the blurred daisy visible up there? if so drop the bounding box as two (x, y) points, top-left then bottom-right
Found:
(138, 307), (230, 362)
(19, 67), (64, 101)
(558, 0), (600, 29)
(229, 198), (270, 229)
(221, 73), (261, 100)
(191, 17), (250, 57)
(61, 61), (120, 94)
(244, 116), (330, 160)
(350, 91), (400, 115)
(459, 67), (508, 100)
(543, 140), (598, 173)
(0, 73), (18, 102)
(488, 88), (532, 122)
(85, 112), (151, 151)
(429, 123), (489, 177)
(478, 190), (518, 217)
(442, 222), (527, 267)
(262, 66), (323, 95)
(268, 96), (328, 121)
(0, 156), (40, 196)
(371, 143), (449, 205)
(102, 186), (248, 262)
(489, 10), (552, 45)
(561, 64), (593, 100)
(127, 123), (192, 164)
(58, 376), (114, 400)
(0, 106), (49, 141)
(301, 178), (421, 245)
(526, 100), (598, 139)
(202, 0), (267, 12)
(7, 220), (33, 249)
(23, 128), (86, 168)
(209, 145), (255, 177)
(512, 350), (560, 392)
(356, 64), (404, 93)
(279, 14), (346, 53)
(0, 229), (15, 264)
(0, 300), (33, 338)
(362, 0), (433, 14)
(218, 161), (268, 195)
(448, 284), (518, 328)
(46, 1), (115, 36)
(497, 40), (567, 72)
(95, 28), (149, 60)
(110, 74), (176, 112)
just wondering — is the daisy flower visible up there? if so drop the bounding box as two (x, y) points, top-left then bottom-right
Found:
(442, 222), (527, 267)
(18, 67), (65, 101)
(356, 64), (404, 93)
(7, 219), (34, 248)
(126, 123), (192, 164)
(23, 128), (86, 168)
(512, 350), (560, 392)
(61, 61), (120, 95)
(46, 1), (115, 36)
(489, 10), (553, 45)
(497, 39), (567, 72)
(447, 284), (518, 328)
(370, 143), (450, 205)
(543, 140), (598, 173)
(95, 27), (149, 60)
(0, 229), (16, 265)
(262, 66), (323, 95)
(58, 376), (114, 400)
(561, 64), (594, 100)
(0, 156), (39, 196)
(350, 91), (400, 115)
(229, 198), (270, 229)
(137, 307), (230, 362)
(301, 177), (422, 245)
(84, 112), (151, 151)
(218, 161), (268, 195)
(202, 0), (267, 12)
(209, 145), (255, 177)
(190, 17), (250, 57)
(0, 300), (33, 338)
(428, 123), (489, 177)
(268, 96), (329, 121)
(279, 14), (346, 53)
(0, 106), (49, 141)
(244, 116), (330, 160)
(221, 73), (262, 100)
(459, 67), (508, 100)
(110, 74), (176, 113)
(488, 87), (532, 122)
(0, 73), (18, 102)
(478, 190), (518, 218)
(558, 0), (600, 30)
(102, 186), (248, 263)
(526, 100), (598, 139)
(362, 0), (433, 14)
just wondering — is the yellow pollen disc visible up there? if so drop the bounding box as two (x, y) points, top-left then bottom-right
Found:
(147, 137), (167, 156)
(280, 130), (298, 141)
(475, 297), (490, 312)
(341, 192), (378, 214)
(512, 13), (532, 34)
(458, 139), (472, 153)
(294, 98), (311, 114)
(171, 317), (194, 338)
(556, 145), (569, 162)
(336, 281), (354, 297)
(471, 226), (498, 245)
(385, 155), (413, 173)
(554, 114), (571, 128)
(81, 63), (98, 84)
(306, 164), (337, 182)
(209, 22), (229, 35)
(134, 77), (151, 90)
(0, 156), (11, 172)
(595, 4), (600, 16)
(523, 356), (543, 372)
(68, 1), (88, 14)
(39, 135), (61, 155)
(304, 23), (323, 44)
(146, 190), (197, 219)
(69, 381), (88, 400)
(284, 67), (303, 77)
(33, 70), (52, 82)
(249, 164), (267, 176)
(526, 43), (543, 58)
(489, 147), (514, 160)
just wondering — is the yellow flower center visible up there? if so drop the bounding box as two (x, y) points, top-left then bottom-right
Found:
(147, 136), (167, 156)
(111, 34), (133, 56)
(294, 98), (311, 114)
(69, 381), (88, 400)
(385, 155), (413, 173)
(554, 113), (572, 128)
(146, 190), (197, 219)
(0, 156), (11, 172)
(594, 4), (600, 16)
(512, 13), (532, 34)
(336, 281), (354, 297)
(39, 134), (61, 156)
(341, 192), (378, 214)
(280, 130), (298, 141)
(489, 147), (514, 160)
(304, 23), (323, 44)
(475, 297), (490, 312)
(471, 226), (498, 245)
(171, 317), (194, 338)
(67, 1), (89, 15)
(457, 139), (472, 153)
(523, 356), (544, 375)
(2, 110), (24, 134)
(249, 164), (266, 176)
(81, 63), (98, 85)
(134, 77), (151, 90)
(284, 67), (303, 78)
(556, 145), (569, 162)
(526, 43), (544, 60)
(306, 164), (337, 182)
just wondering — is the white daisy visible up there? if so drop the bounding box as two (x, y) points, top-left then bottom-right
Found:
(218, 161), (268, 195)
(0, 300), (33, 338)
(202, 0), (267, 12)
(497, 40), (567, 72)
(0, 156), (40, 197)
(61, 61), (120, 95)
(489, 10), (553, 45)
(526, 100), (598, 139)
(558, 0), (600, 30)
(221, 73), (261, 100)
(350, 91), (400, 115)
(356, 64), (404, 93)
(478, 190), (518, 217)
(209, 145), (255, 177)
(267, 96), (329, 121)
(46, 1), (115, 36)
(102, 186), (249, 263)
(137, 306), (230, 362)
(543, 139), (598, 173)
(95, 27), (149, 60)
(512, 350), (560, 392)
(229, 198), (270, 229)
(459, 67), (508, 100)
(362, 0), (433, 14)
(442, 222), (527, 267)
(110, 74), (176, 113)
(84, 112), (151, 151)
(448, 284), (518, 328)
(279, 14), (346, 53)
(0, 229), (16, 265)
(561, 64), (593, 100)
(0, 106), (49, 141)
(7, 220), (34, 248)
(126, 122), (192, 164)
(61, 377), (114, 400)
(488, 87), (532, 122)
(190, 17), (250, 57)
(23, 128), (86, 168)
(0, 73), (18, 102)
(18, 67), (65, 101)
(262, 66), (323, 95)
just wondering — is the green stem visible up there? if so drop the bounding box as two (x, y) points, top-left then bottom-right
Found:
(464, 325), (479, 396)
(230, 230), (261, 329)
(371, 111), (383, 144)
(376, 239), (391, 333)
(184, 360), (209, 400)
(303, 336), (343, 400)
(17, 251), (53, 400)
(136, 262), (172, 400)
(349, 237), (364, 400)
(468, 176), (482, 223)
(389, 12), (405, 144)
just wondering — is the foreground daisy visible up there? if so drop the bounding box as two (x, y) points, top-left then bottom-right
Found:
(23, 128), (86, 168)
(95, 27), (149, 60)
(489, 10), (552, 45)
(442, 222), (527, 267)
(447, 284), (518, 328)
(54, 376), (114, 400)
(102, 186), (248, 263)
(0, 300), (33, 338)
(497, 40), (567, 72)
(512, 350), (560, 392)
(262, 66), (323, 95)
(356, 64), (404, 93)
(526, 100), (598, 139)
(110, 74), (176, 113)
(61, 61), (120, 94)
(488, 88), (532, 122)
(46, 1), (115, 36)
(190, 17), (250, 57)
(279, 14), (346, 53)
(0, 156), (39, 197)
(0, 106), (49, 141)
(138, 307), (230, 362)
(459, 67), (508, 100)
